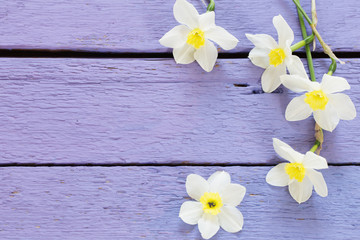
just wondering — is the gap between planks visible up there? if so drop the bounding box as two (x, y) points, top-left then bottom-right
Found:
(0, 49), (360, 59)
(0, 163), (359, 167)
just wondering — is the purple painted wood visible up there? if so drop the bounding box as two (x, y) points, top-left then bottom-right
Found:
(0, 58), (359, 164)
(0, 2), (359, 240)
(0, 166), (358, 239)
(0, 0), (359, 52)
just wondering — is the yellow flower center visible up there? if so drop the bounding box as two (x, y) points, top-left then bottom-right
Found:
(285, 162), (306, 182)
(186, 28), (205, 49)
(269, 48), (286, 67)
(199, 192), (223, 215)
(304, 90), (329, 111)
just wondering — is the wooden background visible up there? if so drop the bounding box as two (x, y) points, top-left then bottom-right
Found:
(0, 0), (359, 239)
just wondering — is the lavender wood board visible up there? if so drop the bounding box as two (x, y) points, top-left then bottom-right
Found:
(0, 166), (358, 240)
(0, 0), (359, 53)
(0, 58), (359, 165)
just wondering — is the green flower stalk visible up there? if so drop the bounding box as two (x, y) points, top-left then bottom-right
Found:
(328, 58), (337, 76)
(295, 0), (316, 82)
(310, 140), (321, 153)
(290, 34), (314, 52)
(292, 0), (344, 64)
(207, 0), (215, 12)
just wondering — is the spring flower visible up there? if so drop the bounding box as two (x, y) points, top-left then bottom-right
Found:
(246, 15), (301, 93)
(159, 0), (239, 72)
(179, 171), (246, 239)
(281, 61), (356, 132)
(266, 138), (328, 204)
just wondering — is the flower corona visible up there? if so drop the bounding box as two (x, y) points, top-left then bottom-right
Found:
(200, 192), (223, 215)
(285, 162), (306, 182)
(304, 90), (329, 111)
(269, 48), (286, 67)
(186, 28), (205, 49)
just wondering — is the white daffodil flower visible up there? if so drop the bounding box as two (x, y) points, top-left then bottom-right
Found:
(159, 0), (239, 72)
(179, 171), (246, 239)
(280, 61), (356, 132)
(266, 138), (328, 204)
(246, 15), (301, 93)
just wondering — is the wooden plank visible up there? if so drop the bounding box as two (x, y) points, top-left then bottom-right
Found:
(0, 166), (358, 239)
(0, 0), (359, 52)
(0, 58), (359, 165)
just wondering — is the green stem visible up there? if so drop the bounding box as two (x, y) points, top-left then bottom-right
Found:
(293, 0), (343, 64)
(310, 140), (321, 153)
(295, 0), (323, 153)
(295, 0), (316, 82)
(328, 58), (337, 75)
(207, 0), (215, 12)
(290, 34), (315, 52)
(292, 0), (313, 25)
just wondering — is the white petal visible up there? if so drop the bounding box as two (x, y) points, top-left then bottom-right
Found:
(306, 169), (328, 197)
(321, 74), (350, 94)
(286, 55), (308, 79)
(220, 184), (246, 206)
(159, 25), (190, 48)
(288, 176), (313, 204)
(218, 206), (244, 233)
(313, 105), (340, 132)
(206, 26), (239, 50)
(302, 152), (328, 170)
(284, 45), (292, 59)
(285, 95), (313, 121)
(198, 213), (220, 239)
(273, 15), (294, 48)
(194, 39), (218, 72)
(199, 12), (215, 31)
(245, 33), (277, 50)
(273, 138), (305, 163)
(248, 47), (270, 69)
(280, 75), (313, 93)
(328, 93), (356, 120)
(173, 0), (199, 29)
(186, 174), (209, 201)
(266, 163), (290, 187)
(179, 201), (204, 225)
(261, 64), (286, 93)
(173, 44), (196, 64)
(208, 171), (231, 193)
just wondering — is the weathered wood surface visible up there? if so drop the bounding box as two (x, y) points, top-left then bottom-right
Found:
(0, 166), (358, 239)
(1, 58), (359, 165)
(0, 0), (359, 52)
(0, 1), (359, 240)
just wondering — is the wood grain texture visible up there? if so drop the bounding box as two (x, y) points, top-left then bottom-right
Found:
(1, 58), (359, 165)
(0, 0), (359, 52)
(0, 166), (358, 240)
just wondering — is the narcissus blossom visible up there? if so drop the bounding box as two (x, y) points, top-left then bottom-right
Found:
(179, 171), (246, 239)
(281, 61), (356, 132)
(159, 0), (238, 72)
(246, 15), (301, 93)
(266, 138), (328, 204)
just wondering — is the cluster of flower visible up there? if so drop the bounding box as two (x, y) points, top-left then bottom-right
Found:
(159, 0), (356, 239)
